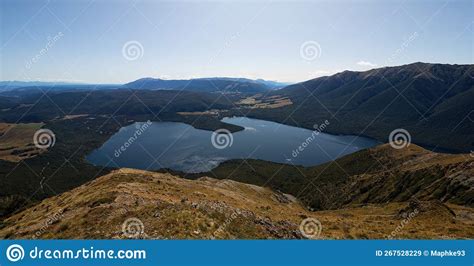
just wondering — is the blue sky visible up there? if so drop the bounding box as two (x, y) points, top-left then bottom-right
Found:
(0, 0), (472, 83)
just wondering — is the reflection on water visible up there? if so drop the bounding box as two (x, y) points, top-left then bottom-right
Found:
(87, 117), (379, 173)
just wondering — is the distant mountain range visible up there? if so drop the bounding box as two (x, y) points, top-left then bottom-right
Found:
(0, 81), (121, 93)
(0, 78), (289, 94)
(1, 62), (472, 152)
(124, 77), (288, 93)
(0, 81), (85, 91)
(247, 62), (474, 152)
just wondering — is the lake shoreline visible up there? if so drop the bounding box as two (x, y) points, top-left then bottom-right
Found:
(87, 117), (379, 173)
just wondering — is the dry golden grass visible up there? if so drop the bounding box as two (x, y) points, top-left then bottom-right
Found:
(313, 202), (473, 239)
(0, 122), (44, 162)
(60, 114), (89, 120)
(237, 95), (293, 109)
(0, 168), (472, 240)
(0, 169), (307, 239)
(371, 144), (473, 169)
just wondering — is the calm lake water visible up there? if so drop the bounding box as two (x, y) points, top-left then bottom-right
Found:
(87, 117), (379, 173)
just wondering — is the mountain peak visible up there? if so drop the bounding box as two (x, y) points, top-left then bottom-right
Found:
(124, 77), (284, 92)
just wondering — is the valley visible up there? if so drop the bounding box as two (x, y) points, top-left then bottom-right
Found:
(244, 63), (474, 153)
(0, 62), (472, 239)
(198, 144), (473, 210)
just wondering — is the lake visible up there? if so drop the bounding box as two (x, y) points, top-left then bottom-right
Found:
(86, 117), (379, 173)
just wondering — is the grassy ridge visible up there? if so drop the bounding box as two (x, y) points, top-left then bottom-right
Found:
(1, 168), (472, 239)
(200, 144), (473, 210)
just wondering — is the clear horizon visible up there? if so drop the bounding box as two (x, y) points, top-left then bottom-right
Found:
(1, 0), (472, 84)
(1, 61), (472, 85)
